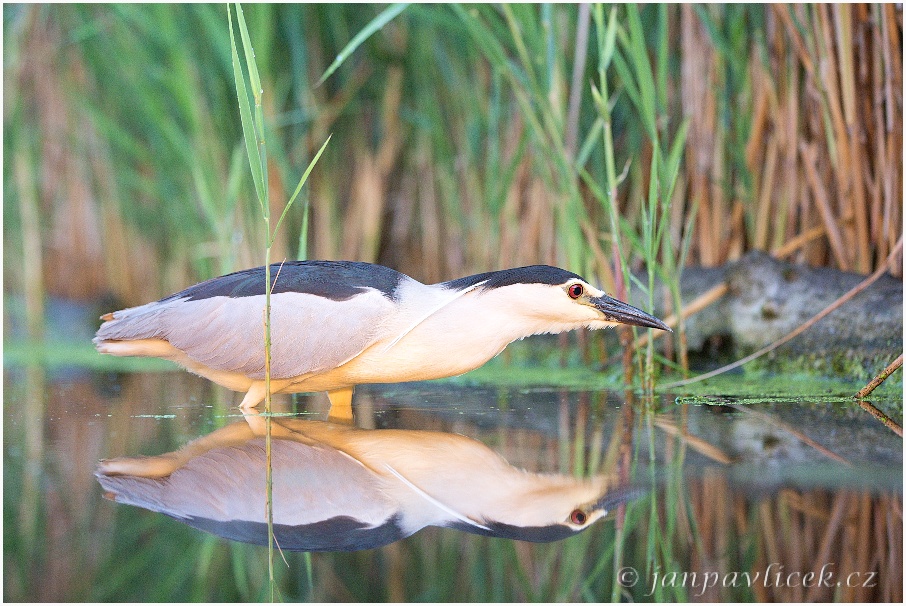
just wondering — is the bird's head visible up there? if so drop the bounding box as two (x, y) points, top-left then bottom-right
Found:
(448, 476), (647, 543)
(448, 266), (670, 333)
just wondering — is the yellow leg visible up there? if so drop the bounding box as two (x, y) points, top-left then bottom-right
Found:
(238, 383), (266, 412)
(327, 386), (355, 424)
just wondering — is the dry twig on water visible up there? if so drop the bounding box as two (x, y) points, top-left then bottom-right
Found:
(854, 353), (903, 400)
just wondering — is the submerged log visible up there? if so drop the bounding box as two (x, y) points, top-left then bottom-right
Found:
(638, 251), (903, 378)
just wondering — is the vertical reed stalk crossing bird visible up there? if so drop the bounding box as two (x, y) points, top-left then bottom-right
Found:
(95, 261), (670, 411)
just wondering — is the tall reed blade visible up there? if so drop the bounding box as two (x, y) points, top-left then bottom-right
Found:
(317, 3), (409, 86)
(228, 3), (330, 599)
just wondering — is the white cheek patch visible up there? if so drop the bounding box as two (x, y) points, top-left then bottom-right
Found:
(583, 283), (607, 299)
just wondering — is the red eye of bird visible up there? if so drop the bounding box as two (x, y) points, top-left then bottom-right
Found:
(570, 509), (588, 525)
(568, 283), (584, 299)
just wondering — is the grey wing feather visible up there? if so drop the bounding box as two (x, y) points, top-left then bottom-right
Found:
(95, 289), (395, 379)
(96, 439), (396, 526)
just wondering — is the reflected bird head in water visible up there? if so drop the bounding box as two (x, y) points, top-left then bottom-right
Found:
(96, 418), (645, 551)
(93, 261), (670, 413)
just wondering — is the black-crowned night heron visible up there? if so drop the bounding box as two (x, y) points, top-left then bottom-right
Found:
(94, 261), (669, 411)
(96, 417), (644, 550)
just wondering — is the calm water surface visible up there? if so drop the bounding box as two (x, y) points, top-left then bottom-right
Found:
(3, 365), (902, 602)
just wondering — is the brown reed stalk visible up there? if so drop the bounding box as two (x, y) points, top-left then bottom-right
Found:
(800, 141), (851, 269)
(632, 282), (728, 349)
(889, 496), (903, 601)
(856, 399), (903, 438)
(806, 493), (848, 601)
(773, 223), (827, 258)
(855, 353), (904, 400)
(653, 416), (733, 464)
(744, 61), (769, 172)
(870, 6), (888, 263)
(814, 5), (857, 266)
(882, 4), (903, 278)
(664, 480), (900, 601)
(753, 134), (778, 251)
(681, 5), (717, 267)
(783, 492), (806, 601)
(855, 491), (871, 602)
(14, 152), (45, 341)
(833, 5), (871, 273)
(780, 50), (801, 256)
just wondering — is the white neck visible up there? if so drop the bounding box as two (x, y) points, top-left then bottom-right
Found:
(346, 282), (613, 384)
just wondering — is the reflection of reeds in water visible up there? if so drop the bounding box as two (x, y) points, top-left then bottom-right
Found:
(684, 477), (902, 602)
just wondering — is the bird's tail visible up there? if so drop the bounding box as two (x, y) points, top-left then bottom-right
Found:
(93, 301), (171, 352)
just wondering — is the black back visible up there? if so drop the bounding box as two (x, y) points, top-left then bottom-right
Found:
(161, 260), (406, 302)
(449, 520), (579, 543)
(443, 265), (584, 292)
(182, 514), (407, 552)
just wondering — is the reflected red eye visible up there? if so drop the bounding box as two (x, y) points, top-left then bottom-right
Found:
(570, 509), (588, 525)
(568, 284), (584, 299)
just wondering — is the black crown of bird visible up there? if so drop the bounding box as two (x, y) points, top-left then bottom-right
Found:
(95, 260), (670, 412)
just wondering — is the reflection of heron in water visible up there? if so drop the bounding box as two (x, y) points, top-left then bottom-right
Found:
(97, 418), (644, 551)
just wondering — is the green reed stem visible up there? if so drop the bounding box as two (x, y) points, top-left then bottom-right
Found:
(229, 3), (329, 599)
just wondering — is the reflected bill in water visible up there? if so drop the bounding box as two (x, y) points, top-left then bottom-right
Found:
(96, 416), (644, 551)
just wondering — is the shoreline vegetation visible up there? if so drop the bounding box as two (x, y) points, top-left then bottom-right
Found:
(4, 4), (902, 385)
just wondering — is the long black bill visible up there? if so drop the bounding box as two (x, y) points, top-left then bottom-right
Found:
(592, 295), (672, 331)
(593, 484), (648, 514)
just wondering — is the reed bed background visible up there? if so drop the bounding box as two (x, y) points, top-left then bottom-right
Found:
(5, 4), (901, 308)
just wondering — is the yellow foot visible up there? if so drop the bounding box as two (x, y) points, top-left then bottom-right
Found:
(238, 384), (267, 432)
(238, 384), (266, 413)
(327, 386), (354, 424)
